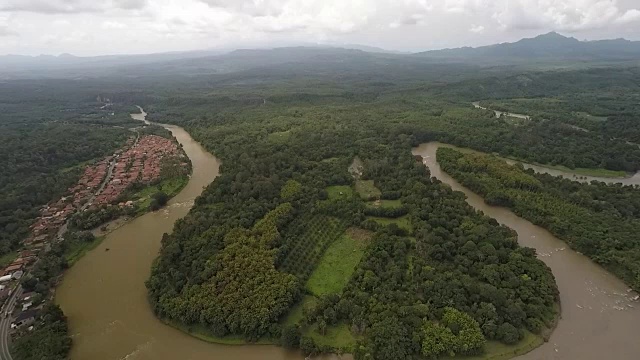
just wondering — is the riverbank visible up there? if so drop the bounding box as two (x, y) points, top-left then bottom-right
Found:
(427, 142), (637, 183)
(470, 102), (634, 179)
(414, 142), (640, 360)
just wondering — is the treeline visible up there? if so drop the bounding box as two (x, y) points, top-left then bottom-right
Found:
(438, 147), (640, 291)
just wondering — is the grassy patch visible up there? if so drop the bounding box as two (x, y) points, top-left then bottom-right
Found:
(306, 230), (370, 296)
(306, 323), (358, 352)
(164, 319), (274, 346)
(575, 111), (608, 122)
(368, 215), (412, 231)
(456, 331), (543, 360)
(0, 252), (18, 268)
(65, 236), (104, 265)
(326, 185), (354, 200)
(267, 130), (291, 144)
(130, 176), (188, 211)
(366, 199), (402, 209)
(355, 180), (381, 199)
(282, 296), (316, 327)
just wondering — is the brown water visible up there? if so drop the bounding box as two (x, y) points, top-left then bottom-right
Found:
(413, 142), (640, 360)
(55, 110), (306, 360)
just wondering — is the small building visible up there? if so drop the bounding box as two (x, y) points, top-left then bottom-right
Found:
(0, 275), (12, 283)
(12, 270), (24, 280)
(11, 309), (38, 329)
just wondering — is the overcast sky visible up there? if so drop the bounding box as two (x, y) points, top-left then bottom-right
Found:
(1, 0), (640, 56)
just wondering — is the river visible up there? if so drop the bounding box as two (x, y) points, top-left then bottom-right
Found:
(471, 103), (640, 184)
(55, 109), (305, 360)
(413, 142), (640, 360)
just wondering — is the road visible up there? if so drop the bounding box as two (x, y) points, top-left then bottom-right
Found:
(0, 286), (22, 360)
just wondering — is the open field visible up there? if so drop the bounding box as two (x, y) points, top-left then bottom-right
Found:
(365, 199), (402, 209)
(355, 180), (381, 199)
(306, 229), (371, 296)
(368, 215), (412, 231)
(326, 185), (354, 200)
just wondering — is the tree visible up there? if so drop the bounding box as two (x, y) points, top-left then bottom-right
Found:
(280, 325), (301, 348)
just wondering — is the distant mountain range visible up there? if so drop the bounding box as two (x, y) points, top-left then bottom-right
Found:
(416, 32), (640, 63)
(1, 32), (640, 79)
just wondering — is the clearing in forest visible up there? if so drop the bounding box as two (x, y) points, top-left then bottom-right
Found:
(365, 199), (402, 209)
(267, 130), (291, 144)
(306, 227), (373, 296)
(326, 185), (354, 200)
(355, 180), (381, 199)
(368, 215), (412, 231)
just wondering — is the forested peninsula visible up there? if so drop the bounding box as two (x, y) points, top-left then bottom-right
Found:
(438, 147), (640, 292)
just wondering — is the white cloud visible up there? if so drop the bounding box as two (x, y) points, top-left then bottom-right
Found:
(491, 0), (640, 31)
(0, 0), (148, 14)
(1, 0), (640, 55)
(469, 24), (485, 33)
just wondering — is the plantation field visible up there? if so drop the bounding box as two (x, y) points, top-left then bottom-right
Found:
(306, 229), (371, 296)
(280, 215), (346, 280)
(326, 185), (354, 200)
(368, 215), (412, 231)
(355, 180), (381, 199)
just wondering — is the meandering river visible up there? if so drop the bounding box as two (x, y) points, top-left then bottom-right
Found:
(413, 142), (640, 360)
(56, 108), (640, 360)
(56, 110), (305, 360)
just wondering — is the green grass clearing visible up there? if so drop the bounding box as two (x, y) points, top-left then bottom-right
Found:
(306, 229), (371, 296)
(268, 130), (291, 144)
(130, 176), (188, 211)
(306, 323), (358, 352)
(65, 236), (105, 265)
(355, 180), (381, 199)
(0, 252), (18, 268)
(366, 199), (402, 209)
(282, 296), (316, 327)
(326, 185), (354, 200)
(575, 111), (608, 122)
(368, 215), (412, 231)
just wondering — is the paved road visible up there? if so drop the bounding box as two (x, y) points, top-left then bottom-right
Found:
(0, 286), (22, 360)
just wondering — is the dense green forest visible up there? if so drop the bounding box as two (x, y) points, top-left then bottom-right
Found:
(438, 148), (640, 292)
(143, 74), (560, 358)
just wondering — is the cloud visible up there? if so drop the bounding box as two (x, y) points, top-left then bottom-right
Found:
(469, 24), (485, 33)
(491, 0), (640, 31)
(0, 25), (16, 36)
(0, 0), (148, 14)
(199, 0), (287, 17)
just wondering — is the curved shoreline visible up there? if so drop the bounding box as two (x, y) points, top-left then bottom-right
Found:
(413, 142), (640, 360)
(470, 102), (639, 181)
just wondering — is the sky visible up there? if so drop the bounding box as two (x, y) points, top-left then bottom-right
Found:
(1, 0), (640, 56)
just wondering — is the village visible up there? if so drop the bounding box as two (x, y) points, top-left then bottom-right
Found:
(0, 133), (184, 334)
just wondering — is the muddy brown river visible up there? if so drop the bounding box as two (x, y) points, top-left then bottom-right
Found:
(56, 110), (306, 360)
(413, 142), (640, 360)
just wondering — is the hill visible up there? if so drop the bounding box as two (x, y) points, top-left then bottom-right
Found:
(417, 32), (640, 64)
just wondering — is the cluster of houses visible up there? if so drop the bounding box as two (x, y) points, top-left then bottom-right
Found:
(1, 133), (186, 334)
(93, 135), (181, 206)
(0, 250), (39, 330)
